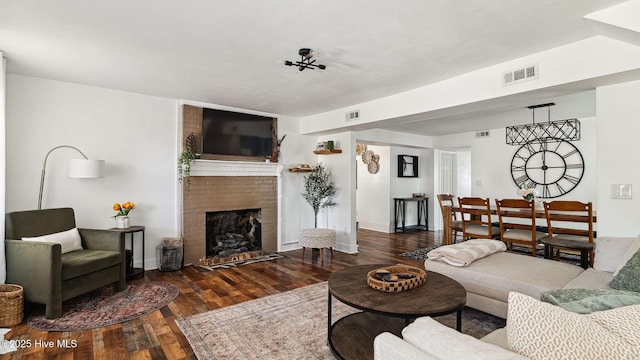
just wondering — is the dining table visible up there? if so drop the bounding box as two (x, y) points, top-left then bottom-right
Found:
(441, 205), (597, 246)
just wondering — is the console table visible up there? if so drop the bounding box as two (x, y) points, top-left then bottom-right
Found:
(394, 197), (428, 233)
(109, 225), (146, 279)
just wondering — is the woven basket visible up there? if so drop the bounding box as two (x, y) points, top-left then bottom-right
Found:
(0, 284), (24, 327)
(367, 264), (426, 293)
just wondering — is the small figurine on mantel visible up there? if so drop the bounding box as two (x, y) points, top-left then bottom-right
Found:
(186, 132), (198, 154)
(271, 134), (286, 162)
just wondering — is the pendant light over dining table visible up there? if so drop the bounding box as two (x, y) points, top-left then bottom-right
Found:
(505, 103), (581, 145)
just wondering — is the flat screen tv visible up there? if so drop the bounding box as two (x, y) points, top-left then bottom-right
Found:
(202, 108), (275, 158)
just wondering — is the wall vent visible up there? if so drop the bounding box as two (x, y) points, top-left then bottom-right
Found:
(502, 64), (538, 86)
(345, 109), (360, 122)
(475, 131), (490, 138)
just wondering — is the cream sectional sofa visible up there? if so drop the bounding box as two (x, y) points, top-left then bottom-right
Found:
(423, 236), (634, 319)
(373, 236), (640, 360)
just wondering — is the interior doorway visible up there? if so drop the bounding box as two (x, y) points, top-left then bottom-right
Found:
(435, 148), (471, 230)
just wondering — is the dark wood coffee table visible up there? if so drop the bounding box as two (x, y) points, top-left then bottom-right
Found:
(327, 264), (466, 360)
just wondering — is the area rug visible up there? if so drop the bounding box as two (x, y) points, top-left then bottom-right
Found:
(198, 253), (284, 271)
(176, 282), (504, 360)
(28, 281), (179, 331)
(398, 245), (439, 261)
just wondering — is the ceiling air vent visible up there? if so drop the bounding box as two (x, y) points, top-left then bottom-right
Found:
(502, 64), (538, 86)
(476, 131), (490, 138)
(345, 109), (360, 122)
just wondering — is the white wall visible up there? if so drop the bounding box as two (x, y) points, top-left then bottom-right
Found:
(6, 75), (179, 270)
(1, 54), (6, 283)
(355, 145), (391, 232)
(316, 132), (357, 253)
(596, 80), (640, 236)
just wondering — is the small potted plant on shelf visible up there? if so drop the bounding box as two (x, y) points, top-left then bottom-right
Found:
(302, 163), (337, 228)
(178, 150), (196, 190)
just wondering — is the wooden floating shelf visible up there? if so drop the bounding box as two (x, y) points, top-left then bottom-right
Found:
(313, 149), (343, 154)
(288, 168), (314, 172)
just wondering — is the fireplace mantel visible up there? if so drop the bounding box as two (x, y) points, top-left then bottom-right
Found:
(190, 159), (284, 177)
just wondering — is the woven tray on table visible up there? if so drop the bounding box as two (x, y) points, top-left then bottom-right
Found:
(0, 284), (24, 327)
(367, 264), (426, 293)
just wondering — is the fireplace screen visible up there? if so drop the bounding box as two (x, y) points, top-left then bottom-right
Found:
(206, 208), (262, 258)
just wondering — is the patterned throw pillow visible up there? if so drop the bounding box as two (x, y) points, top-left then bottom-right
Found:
(609, 249), (640, 292)
(507, 292), (640, 360)
(587, 304), (640, 348)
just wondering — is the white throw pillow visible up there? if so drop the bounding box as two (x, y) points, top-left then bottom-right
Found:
(613, 236), (640, 276)
(506, 292), (640, 360)
(22, 228), (83, 254)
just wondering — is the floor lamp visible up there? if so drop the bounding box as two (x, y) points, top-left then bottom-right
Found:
(38, 145), (105, 210)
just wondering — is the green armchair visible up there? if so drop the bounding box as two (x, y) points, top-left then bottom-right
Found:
(5, 208), (126, 319)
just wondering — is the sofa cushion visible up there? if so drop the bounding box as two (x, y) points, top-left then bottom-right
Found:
(61, 249), (122, 280)
(425, 252), (583, 303)
(480, 327), (509, 349)
(609, 249), (640, 292)
(613, 236), (640, 276)
(594, 237), (636, 273)
(402, 317), (526, 360)
(507, 292), (640, 360)
(374, 332), (435, 360)
(540, 288), (640, 314)
(22, 227), (83, 254)
(563, 268), (614, 290)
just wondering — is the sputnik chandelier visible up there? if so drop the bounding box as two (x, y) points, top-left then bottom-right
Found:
(505, 103), (581, 145)
(284, 48), (326, 71)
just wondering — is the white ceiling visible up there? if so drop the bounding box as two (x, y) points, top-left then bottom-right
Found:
(0, 0), (629, 134)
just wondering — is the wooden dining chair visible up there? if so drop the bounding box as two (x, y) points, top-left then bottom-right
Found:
(495, 198), (547, 256)
(543, 200), (595, 267)
(437, 194), (463, 243)
(457, 197), (500, 240)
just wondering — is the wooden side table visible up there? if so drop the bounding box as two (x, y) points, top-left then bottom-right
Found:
(540, 237), (594, 269)
(109, 225), (146, 279)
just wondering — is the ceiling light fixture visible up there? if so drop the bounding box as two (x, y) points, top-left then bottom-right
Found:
(284, 48), (326, 72)
(505, 103), (581, 145)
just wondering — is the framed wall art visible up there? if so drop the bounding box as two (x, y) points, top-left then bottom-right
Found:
(398, 155), (418, 178)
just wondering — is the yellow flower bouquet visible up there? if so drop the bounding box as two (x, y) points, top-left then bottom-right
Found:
(112, 201), (135, 218)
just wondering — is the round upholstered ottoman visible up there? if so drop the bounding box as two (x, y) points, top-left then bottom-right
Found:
(298, 228), (336, 264)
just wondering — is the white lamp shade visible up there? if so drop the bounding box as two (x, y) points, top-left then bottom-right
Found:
(68, 159), (105, 178)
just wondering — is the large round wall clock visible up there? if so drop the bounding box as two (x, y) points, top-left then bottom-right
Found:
(510, 138), (584, 199)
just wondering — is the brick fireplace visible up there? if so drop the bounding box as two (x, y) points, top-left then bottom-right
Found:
(181, 104), (282, 265)
(181, 161), (281, 265)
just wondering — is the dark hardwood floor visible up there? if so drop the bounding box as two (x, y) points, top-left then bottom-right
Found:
(1, 229), (442, 360)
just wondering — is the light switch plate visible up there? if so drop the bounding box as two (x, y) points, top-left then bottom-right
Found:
(611, 184), (632, 199)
